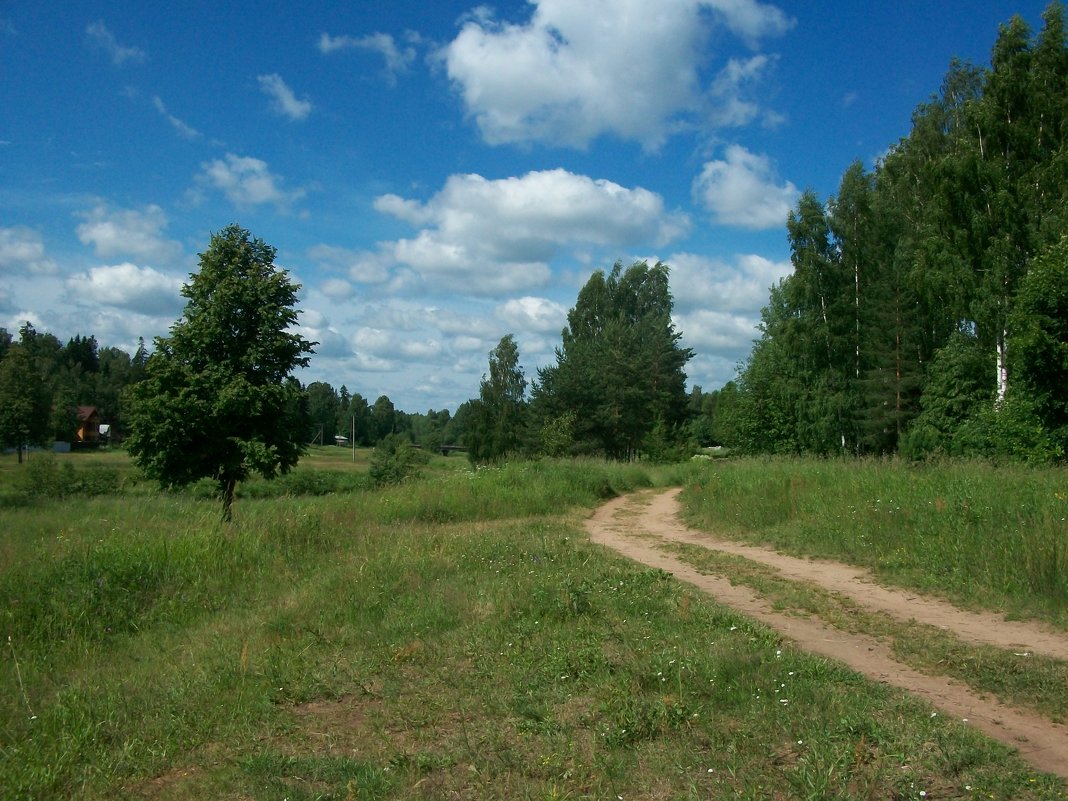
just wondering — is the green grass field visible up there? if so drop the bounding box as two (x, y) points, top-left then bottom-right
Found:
(679, 458), (1068, 627)
(1, 450), (1066, 799)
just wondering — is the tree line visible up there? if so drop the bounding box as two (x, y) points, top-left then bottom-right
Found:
(0, 325), (149, 460)
(707, 3), (1068, 462)
(0, 321), (458, 458)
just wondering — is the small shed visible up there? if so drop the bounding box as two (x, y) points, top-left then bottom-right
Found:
(76, 406), (101, 443)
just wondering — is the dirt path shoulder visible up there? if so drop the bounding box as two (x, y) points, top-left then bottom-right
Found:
(585, 489), (1068, 780)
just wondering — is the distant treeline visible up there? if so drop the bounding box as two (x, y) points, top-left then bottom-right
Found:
(0, 324), (148, 448)
(0, 323), (463, 454)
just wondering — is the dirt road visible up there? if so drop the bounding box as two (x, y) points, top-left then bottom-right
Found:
(585, 488), (1068, 779)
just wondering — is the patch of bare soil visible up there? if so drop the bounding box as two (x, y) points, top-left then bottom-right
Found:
(585, 489), (1068, 780)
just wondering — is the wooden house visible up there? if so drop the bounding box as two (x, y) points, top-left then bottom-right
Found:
(76, 406), (101, 444)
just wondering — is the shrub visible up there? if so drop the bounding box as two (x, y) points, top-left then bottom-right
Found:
(14, 455), (120, 498)
(369, 434), (429, 486)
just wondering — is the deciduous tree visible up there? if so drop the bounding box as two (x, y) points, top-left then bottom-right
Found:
(0, 344), (51, 462)
(466, 334), (527, 463)
(534, 261), (691, 459)
(125, 224), (315, 520)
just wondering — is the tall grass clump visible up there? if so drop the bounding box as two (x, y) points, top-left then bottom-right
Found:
(680, 457), (1068, 625)
(3, 455), (121, 502)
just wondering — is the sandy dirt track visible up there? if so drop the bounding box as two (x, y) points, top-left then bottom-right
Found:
(585, 488), (1068, 780)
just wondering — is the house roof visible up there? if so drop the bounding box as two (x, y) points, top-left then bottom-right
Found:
(76, 406), (100, 421)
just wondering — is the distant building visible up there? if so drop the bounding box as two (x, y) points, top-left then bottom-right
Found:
(76, 406), (101, 444)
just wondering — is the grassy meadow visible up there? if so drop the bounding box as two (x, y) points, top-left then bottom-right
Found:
(679, 458), (1068, 627)
(1, 448), (1066, 800)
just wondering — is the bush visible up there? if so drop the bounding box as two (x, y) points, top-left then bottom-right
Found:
(369, 434), (429, 486)
(15, 455), (120, 498)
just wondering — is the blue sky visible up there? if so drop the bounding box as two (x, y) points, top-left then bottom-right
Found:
(0, 1), (1052, 412)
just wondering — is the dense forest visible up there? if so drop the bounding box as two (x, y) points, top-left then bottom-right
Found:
(710, 3), (1068, 462)
(3, 6), (1067, 465)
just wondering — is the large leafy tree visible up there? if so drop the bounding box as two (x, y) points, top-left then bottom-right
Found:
(126, 224), (315, 520)
(370, 395), (396, 443)
(534, 261), (692, 459)
(305, 381), (339, 444)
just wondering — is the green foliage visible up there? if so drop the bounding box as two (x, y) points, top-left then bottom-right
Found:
(538, 410), (576, 457)
(125, 225), (315, 519)
(724, 5), (1068, 461)
(902, 331), (994, 458)
(337, 388), (373, 446)
(533, 261), (692, 460)
(1009, 236), (1068, 454)
(370, 394), (396, 442)
(368, 433), (429, 486)
(958, 394), (1065, 464)
(0, 343), (51, 458)
(304, 381), (340, 444)
(14, 456), (121, 499)
(466, 334), (528, 463)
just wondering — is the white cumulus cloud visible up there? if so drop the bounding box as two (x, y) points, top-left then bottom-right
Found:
(442, 0), (791, 149)
(496, 296), (568, 334)
(374, 169), (688, 295)
(319, 278), (355, 300)
(675, 308), (763, 356)
(198, 153), (303, 208)
(66, 263), (183, 316)
(318, 31), (418, 85)
(668, 251), (792, 313)
(75, 203), (183, 263)
(86, 21), (146, 65)
(257, 74), (313, 121)
(152, 96), (202, 140)
(693, 145), (799, 229)
(0, 226), (58, 274)
(705, 0), (794, 44)
(308, 244), (391, 284)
